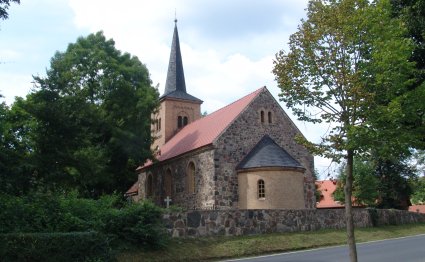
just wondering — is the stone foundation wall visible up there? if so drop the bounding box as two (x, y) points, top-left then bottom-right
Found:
(163, 209), (425, 238)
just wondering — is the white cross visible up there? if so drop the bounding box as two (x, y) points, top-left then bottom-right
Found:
(164, 196), (172, 208)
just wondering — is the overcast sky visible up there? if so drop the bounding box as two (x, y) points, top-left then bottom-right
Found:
(0, 0), (339, 178)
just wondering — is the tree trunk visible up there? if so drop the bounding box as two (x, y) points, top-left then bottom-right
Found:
(345, 149), (358, 262)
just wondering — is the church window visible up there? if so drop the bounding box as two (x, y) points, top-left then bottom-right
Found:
(178, 116), (183, 128)
(258, 179), (265, 199)
(187, 162), (196, 194)
(146, 174), (154, 198)
(164, 169), (173, 198)
(158, 118), (161, 130)
(183, 116), (188, 126)
(268, 111), (272, 124)
(260, 111), (265, 123)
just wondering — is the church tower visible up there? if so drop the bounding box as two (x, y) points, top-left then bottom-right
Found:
(152, 20), (203, 152)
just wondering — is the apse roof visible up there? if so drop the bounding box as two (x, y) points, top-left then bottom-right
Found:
(236, 135), (304, 170)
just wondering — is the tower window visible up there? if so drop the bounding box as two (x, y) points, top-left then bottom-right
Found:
(178, 116), (183, 128)
(260, 111), (265, 123)
(258, 179), (265, 199)
(268, 112), (272, 124)
(183, 116), (188, 126)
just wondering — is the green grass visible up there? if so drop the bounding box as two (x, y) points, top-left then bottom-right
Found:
(116, 223), (425, 262)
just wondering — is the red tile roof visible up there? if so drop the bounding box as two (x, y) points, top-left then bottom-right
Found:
(409, 205), (425, 214)
(316, 180), (344, 208)
(141, 87), (265, 169)
(125, 181), (139, 195)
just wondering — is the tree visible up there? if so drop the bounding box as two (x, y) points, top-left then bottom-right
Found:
(389, 0), (425, 149)
(334, 156), (415, 209)
(26, 32), (158, 197)
(0, 96), (35, 195)
(273, 0), (416, 260)
(0, 0), (19, 21)
(410, 176), (425, 204)
(333, 158), (379, 207)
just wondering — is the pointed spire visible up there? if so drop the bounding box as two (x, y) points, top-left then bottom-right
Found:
(164, 19), (187, 95)
(161, 20), (202, 103)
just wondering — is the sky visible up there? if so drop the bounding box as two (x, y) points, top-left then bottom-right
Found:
(0, 0), (339, 178)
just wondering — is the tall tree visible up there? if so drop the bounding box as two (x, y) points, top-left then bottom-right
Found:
(0, 96), (35, 195)
(333, 158), (379, 207)
(27, 32), (158, 197)
(334, 156), (415, 209)
(273, 0), (416, 261)
(0, 0), (19, 21)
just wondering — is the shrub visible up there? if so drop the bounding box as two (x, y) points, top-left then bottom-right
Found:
(0, 232), (113, 262)
(102, 200), (168, 249)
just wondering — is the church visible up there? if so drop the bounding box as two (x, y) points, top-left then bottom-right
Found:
(126, 21), (316, 210)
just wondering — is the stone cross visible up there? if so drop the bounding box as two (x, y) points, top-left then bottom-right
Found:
(164, 196), (172, 208)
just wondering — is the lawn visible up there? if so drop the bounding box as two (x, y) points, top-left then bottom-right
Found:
(116, 223), (425, 262)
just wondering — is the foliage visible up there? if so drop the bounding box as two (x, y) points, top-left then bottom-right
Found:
(16, 31), (159, 197)
(334, 156), (415, 209)
(333, 158), (379, 207)
(375, 157), (416, 209)
(389, 0), (425, 149)
(102, 200), (168, 249)
(0, 232), (113, 262)
(410, 176), (425, 204)
(0, 191), (168, 249)
(0, 98), (36, 195)
(0, 0), (19, 21)
(273, 0), (416, 260)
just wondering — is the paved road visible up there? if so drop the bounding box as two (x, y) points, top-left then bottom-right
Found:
(224, 234), (425, 262)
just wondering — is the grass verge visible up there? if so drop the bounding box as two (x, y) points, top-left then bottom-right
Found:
(116, 223), (425, 262)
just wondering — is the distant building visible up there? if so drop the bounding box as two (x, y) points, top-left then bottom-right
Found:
(315, 180), (344, 209)
(126, 21), (315, 210)
(409, 205), (425, 214)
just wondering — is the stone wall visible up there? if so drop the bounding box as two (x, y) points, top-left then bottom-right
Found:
(163, 209), (425, 238)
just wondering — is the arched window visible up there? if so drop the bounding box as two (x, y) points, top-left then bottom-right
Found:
(187, 162), (196, 194)
(260, 111), (265, 123)
(258, 179), (265, 199)
(268, 111), (272, 123)
(164, 169), (173, 198)
(178, 116), (183, 128)
(183, 116), (188, 126)
(146, 174), (153, 198)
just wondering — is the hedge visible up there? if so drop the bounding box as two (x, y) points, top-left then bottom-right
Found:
(0, 232), (113, 262)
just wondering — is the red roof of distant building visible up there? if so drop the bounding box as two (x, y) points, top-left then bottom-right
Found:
(409, 205), (425, 214)
(316, 180), (344, 208)
(140, 87), (265, 170)
(125, 181), (139, 195)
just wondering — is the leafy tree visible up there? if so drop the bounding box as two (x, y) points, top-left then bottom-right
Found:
(389, 0), (425, 149)
(0, 0), (19, 21)
(0, 96), (35, 195)
(334, 158), (379, 207)
(25, 32), (158, 197)
(273, 0), (415, 260)
(410, 176), (425, 204)
(334, 156), (415, 209)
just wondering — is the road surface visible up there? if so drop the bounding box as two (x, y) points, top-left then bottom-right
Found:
(224, 234), (425, 262)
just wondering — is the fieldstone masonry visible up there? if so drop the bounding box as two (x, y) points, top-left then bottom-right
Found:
(163, 209), (425, 238)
